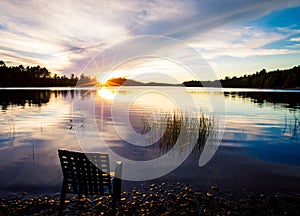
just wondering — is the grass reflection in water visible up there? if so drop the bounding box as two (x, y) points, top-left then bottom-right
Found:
(283, 114), (300, 139)
(139, 110), (214, 157)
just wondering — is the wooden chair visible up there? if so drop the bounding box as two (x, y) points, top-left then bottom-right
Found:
(58, 149), (122, 215)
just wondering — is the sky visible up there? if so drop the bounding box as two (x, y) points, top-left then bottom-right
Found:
(0, 0), (300, 82)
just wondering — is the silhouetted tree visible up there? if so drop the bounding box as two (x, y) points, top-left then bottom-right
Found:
(0, 60), (6, 67)
(0, 59), (81, 87)
(219, 66), (300, 89)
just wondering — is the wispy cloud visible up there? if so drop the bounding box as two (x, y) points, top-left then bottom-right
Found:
(189, 25), (300, 58)
(290, 37), (300, 42)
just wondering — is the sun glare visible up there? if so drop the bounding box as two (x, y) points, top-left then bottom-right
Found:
(97, 69), (129, 86)
(97, 88), (116, 100)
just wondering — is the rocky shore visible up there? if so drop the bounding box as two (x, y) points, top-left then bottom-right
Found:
(1, 183), (300, 215)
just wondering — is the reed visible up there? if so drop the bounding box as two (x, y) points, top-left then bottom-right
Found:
(283, 114), (300, 138)
(140, 110), (214, 155)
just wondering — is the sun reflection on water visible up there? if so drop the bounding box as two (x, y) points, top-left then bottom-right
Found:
(97, 87), (116, 100)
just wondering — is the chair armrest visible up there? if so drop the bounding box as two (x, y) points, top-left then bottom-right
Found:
(114, 161), (122, 179)
(112, 161), (122, 200)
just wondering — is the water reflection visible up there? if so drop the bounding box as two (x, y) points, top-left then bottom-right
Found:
(94, 87), (216, 163)
(224, 90), (300, 110)
(0, 89), (97, 111)
(224, 90), (300, 140)
(97, 88), (116, 100)
(0, 88), (300, 195)
(0, 90), (51, 110)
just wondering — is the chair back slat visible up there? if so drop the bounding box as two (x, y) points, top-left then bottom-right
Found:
(58, 150), (111, 195)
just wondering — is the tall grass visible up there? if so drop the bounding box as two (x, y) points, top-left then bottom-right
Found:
(140, 110), (214, 156)
(283, 114), (300, 138)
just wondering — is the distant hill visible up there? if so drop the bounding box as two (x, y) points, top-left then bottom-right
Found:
(103, 77), (182, 87)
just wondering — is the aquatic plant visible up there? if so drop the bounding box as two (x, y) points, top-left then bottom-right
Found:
(283, 114), (300, 139)
(140, 110), (214, 156)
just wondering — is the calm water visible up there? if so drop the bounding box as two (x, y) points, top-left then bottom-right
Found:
(0, 87), (300, 196)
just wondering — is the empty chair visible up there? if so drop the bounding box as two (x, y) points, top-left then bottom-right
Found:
(58, 149), (122, 215)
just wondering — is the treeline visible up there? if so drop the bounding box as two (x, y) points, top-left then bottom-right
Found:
(221, 66), (300, 89)
(183, 66), (300, 89)
(0, 60), (97, 87)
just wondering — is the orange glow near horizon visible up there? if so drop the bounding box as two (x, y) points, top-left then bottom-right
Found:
(97, 69), (129, 85)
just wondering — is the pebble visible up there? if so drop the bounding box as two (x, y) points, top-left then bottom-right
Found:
(211, 185), (219, 192)
(206, 192), (214, 197)
(0, 184), (300, 215)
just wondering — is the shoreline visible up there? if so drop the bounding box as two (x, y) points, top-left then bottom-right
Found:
(1, 183), (300, 215)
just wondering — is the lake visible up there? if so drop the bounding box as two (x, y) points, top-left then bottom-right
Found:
(0, 87), (300, 197)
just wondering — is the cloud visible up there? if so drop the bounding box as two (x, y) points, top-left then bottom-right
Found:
(0, 0), (194, 75)
(290, 37), (300, 42)
(188, 25), (300, 58)
(166, 0), (300, 39)
(0, 0), (300, 76)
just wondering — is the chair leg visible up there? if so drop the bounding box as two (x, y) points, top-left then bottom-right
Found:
(111, 207), (116, 215)
(111, 199), (117, 216)
(58, 179), (67, 216)
(112, 175), (122, 215)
